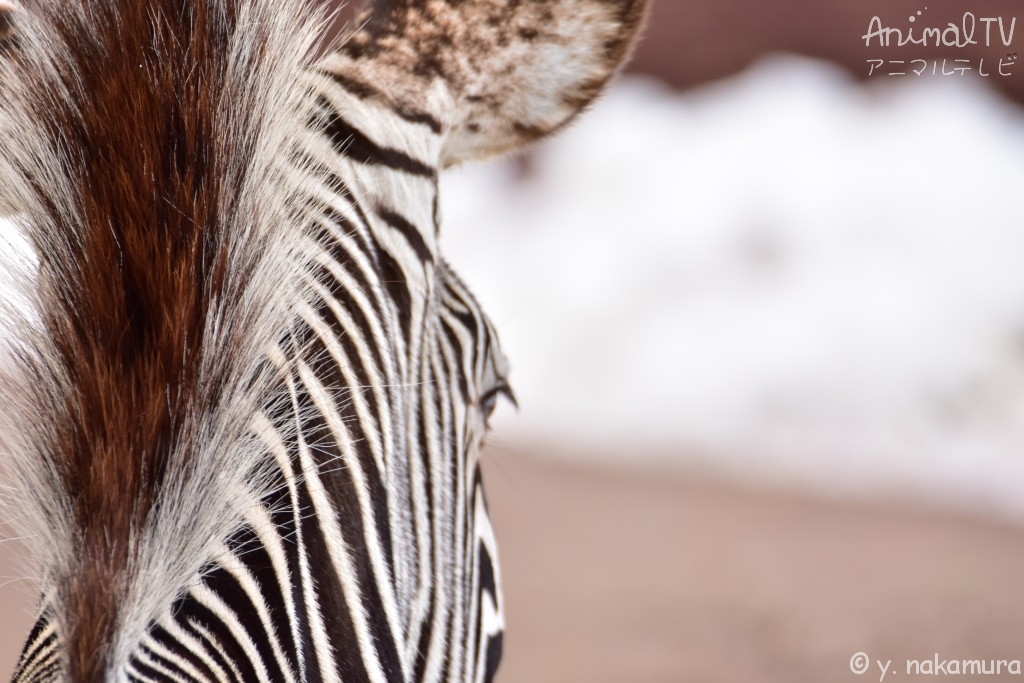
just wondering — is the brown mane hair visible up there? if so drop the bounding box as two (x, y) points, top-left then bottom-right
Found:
(0, 1), (324, 678)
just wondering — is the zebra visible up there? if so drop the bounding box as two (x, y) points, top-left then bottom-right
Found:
(0, 0), (647, 680)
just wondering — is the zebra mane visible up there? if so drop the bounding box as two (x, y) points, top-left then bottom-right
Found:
(0, 0), (325, 677)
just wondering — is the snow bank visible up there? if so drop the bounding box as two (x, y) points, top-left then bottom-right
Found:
(440, 55), (1024, 517)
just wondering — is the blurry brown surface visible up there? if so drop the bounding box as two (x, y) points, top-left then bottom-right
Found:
(325, 1), (1024, 104)
(629, 0), (1024, 94)
(4, 452), (1024, 679)
(481, 449), (1024, 682)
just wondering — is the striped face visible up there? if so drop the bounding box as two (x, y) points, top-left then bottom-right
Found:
(3, 0), (647, 681)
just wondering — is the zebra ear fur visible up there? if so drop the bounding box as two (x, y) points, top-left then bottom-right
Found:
(332, 0), (650, 166)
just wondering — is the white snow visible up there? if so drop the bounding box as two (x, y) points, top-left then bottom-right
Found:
(439, 55), (1024, 518)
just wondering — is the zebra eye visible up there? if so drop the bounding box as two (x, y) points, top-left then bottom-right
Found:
(478, 382), (516, 425)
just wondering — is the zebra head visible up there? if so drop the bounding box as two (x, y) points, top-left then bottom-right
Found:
(0, 0), (648, 681)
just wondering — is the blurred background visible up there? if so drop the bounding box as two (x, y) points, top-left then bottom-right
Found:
(7, 0), (1024, 680)
(441, 0), (1024, 680)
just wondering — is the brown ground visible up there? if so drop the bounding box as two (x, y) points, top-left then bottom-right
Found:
(485, 449), (1024, 683)
(3, 449), (1024, 681)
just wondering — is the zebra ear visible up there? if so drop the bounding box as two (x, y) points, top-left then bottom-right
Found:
(332, 0), (650, 166)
